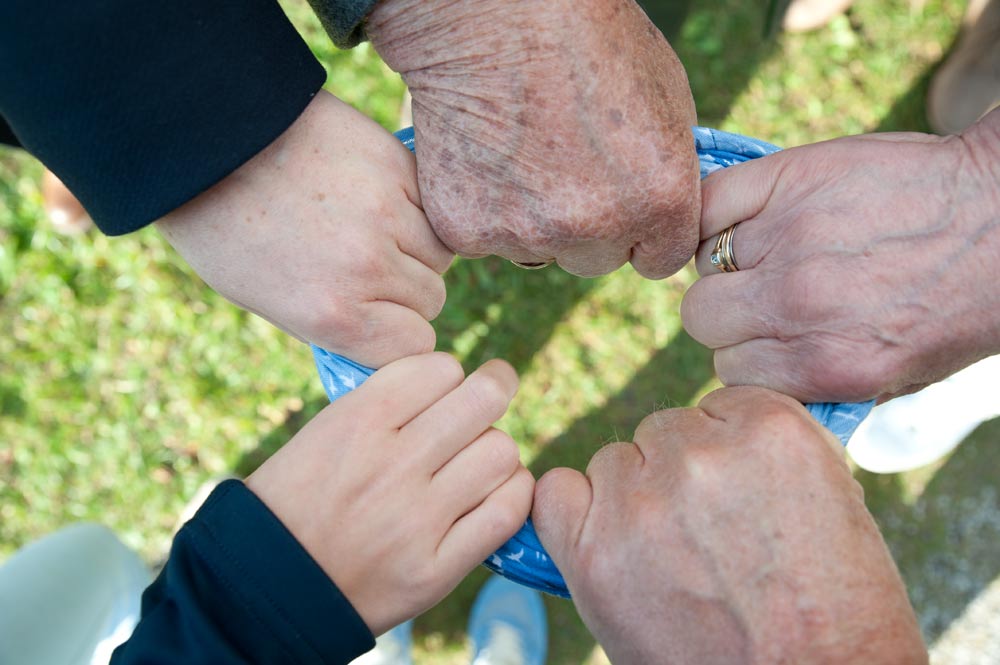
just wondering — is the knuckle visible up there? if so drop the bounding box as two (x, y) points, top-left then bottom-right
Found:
(679, 290), (706, 340)
(424, 352), (465, 387)
(401, 322), (437, 356)
(425, 278), (447, 320)
(712, 350), (736, 386)
(633, 409), (681, 445)
(427, 245), (456, 275)
(424, 205), (485, 257)
(465, 373), (511, 422)
(738, 402), (819, 458)
(428, 278), (448, 319)
(369, 322), (436, 367)
(484, 431), (521, 473)
(311, 300), (366, 350)
(795, 338), (895, 401)
(485, 497), (527, 541)
(756, 399), (813, 435)
(586, 441), (637, 476)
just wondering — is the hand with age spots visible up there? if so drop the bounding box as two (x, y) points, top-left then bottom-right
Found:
(367, 0), (700, 278)
(532, 387), (927, 665)
(682, 108), (1000, 403)
(155, 91), (454, 368)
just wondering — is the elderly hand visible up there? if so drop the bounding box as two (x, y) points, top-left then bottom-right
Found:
(155, 91), (454, 368)
(532, 387), (927, 665)
(682, 109), (1000, 403)
(367, 0), (700, 278)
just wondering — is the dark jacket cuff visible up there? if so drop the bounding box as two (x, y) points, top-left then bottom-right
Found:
(114, 480), (375, 664)
(0, 0), (326, 235)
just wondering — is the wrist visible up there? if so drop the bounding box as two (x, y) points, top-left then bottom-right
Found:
(367, 0), (537, 74)
(955, 108), (1000, 357)
(959, 107), (1000, 199)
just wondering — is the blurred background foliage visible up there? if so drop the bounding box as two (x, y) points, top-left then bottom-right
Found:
(1, 0), (997, 662)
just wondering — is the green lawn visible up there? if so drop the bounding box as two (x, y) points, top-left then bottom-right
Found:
(2, 1), (997, 662)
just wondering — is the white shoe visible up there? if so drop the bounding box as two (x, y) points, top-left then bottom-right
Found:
(782, 0), (855, 32)
(846, 355), (1000, 473)
(469, 576), (547, 665)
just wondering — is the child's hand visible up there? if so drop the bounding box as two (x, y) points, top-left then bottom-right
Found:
(156, 91), (454, 368)
(245, 353), (534, 635)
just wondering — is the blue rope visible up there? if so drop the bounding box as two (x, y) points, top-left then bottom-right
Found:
(311, 127), (875, 598)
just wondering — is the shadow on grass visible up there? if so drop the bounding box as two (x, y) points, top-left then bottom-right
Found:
(438, 257), (601, 376)
(854, 417), (1000, 644)
(233, 397), (327, 478)
(665, 0), (783, 127)
(874, 10), (963, 134)
(875, 67), (936, 133)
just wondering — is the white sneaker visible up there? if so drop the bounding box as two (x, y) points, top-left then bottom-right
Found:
(846, 355), (1000, 473)
(469, 576), (547, 665)
(782, 0), (855, 32)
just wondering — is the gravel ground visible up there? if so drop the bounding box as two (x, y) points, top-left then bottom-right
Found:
(930, 577), (1000, 665)
(870, 420), (1000, 665)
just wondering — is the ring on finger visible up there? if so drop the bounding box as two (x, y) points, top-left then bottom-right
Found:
(710, 223), (740, 273)
(510, 259), (555, 270)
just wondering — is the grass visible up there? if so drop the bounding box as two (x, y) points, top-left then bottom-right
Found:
(1, 0), (997, 662)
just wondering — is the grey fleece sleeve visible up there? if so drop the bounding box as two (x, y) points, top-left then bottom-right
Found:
(306, 0), (380, 48)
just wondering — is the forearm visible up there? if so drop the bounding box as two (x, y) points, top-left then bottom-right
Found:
(368, 0), (542, 72)
(945, 107), (1000, 366)
(367, 0), (579, 151)
(0, 0), (324, 235)
(111, 481), (374, 664)
(368, 0), (662, 97)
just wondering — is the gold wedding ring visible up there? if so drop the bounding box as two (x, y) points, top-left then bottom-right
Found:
(710, 223), (740, 273)
(510, 259), (555, 270)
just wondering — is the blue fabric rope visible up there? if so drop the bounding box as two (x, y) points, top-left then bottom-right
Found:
(311, 126), (875, 598)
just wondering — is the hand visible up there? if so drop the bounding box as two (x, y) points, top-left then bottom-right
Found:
(155, 91), (454, 368)
(245, 353), (534, 635)
(682, 109), (1000, 402)
(532, 387), (926, 665)
(367, 0), (700, 278)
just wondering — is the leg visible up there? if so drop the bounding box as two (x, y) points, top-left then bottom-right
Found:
(469, 576), (547, 665)
(928, 0), (1000, 134)
(0, 523), (151, 665)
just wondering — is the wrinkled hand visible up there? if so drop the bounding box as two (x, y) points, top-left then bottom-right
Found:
(367, 0), (700, 278)
(533, 387), (926, 665)
(246, 353), (534, 635)
(156, 91), (454, 368)
(682, 110), (1000, 402)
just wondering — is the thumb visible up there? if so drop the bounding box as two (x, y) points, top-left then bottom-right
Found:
(700, 150), (786, 240)
(531, 467), (593, 575)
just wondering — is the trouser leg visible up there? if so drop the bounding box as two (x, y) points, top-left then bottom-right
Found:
(0, 523), (151, 665)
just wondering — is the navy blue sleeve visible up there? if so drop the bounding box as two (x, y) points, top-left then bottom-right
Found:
(112, 480), (375, 665)
(0, 1), (326, 235)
